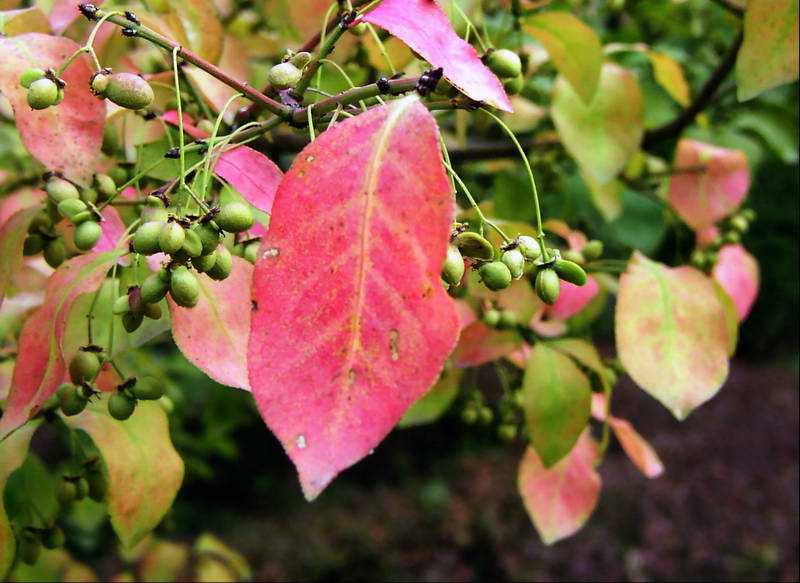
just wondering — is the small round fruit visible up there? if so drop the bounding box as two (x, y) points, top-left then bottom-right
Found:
(75, 477), (90, 500)
(454, 231), (494, 260)
(503, 74), (524, 95)
(561, 249), (585, 265)
(243, 242), (259, 264)
(207, 245), (232, 281)
(108, 392), (136, 420)
(91, 72), (110, 95)
(59, 384), (87, 416)
(170, 266), (200, 307)
(70, 351), (101, 384)
(74, 220), (102, 251)
(143, 302), (162, 320)
(18, 535), (41, 565)
(158, 222), (185, 254)
(290, 51), (312, 68)
(690, 249), (707, 270)
(193, 250), (217, 273)
(27, 78), (59, 110)
(582, 240), (604, 261)
(461, 406), (478, 424)
(516, 235), (541, 261)
(87, 470), (107, 502)
(215, 202), (254, 233)
(740, 209), (756, 222)
(79, 187), (98, 205)
(554, 259), (587, 286)
(23, 234), (45, 256)
(497, 424), (517, 442)
(132, 376), (164, 400)
(132, 222), (163, 255)
(499, 310), (518, 329)
(122, 311), (143, 333)
(103, 73), (154, 110)
(478, 406), (494, 425)
(482, 309), (501, 328)
(501, 248), (525, 280)
(181, 228), (203, 258)
(20, 68), (46, 89)
(46, 178), (80, 203)
(479, 261), (513, 291)
(486, 49), (522, 79)
(94, 173), (116, 199)
(722, 231), (740, 244)
(268, 62), (302, 90)
(58, 198), (88, 220)
(42, 526), (65, 550)
(141, 196), (169, 223)
(140, 272), (169, 304)
(535, 268), (561, 305)
(57, 479), (78, 505)
(442, 245), (465, 287)
(194, 223), (221, 255)
(28, 210), (53, 234)
(43, 238), (66, 268)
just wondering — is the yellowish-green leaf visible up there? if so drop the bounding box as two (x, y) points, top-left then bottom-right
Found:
(163, 0), (224, 64)
(399, 368), (463, 428)
(0, 7), (50, 36)
(548, 338), (605, 377)
(649, 51), (690, 107)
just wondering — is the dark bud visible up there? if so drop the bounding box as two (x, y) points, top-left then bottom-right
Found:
(416, 68), (444, 97)
(164, 147), (180, 159)
(79, 3), (99, 20)
(124, 10), (140, 24)
(376, 77), (391, 94)
(340, 10), (358, 28)
(122, 28), (138, 37)
(140, 110), (156, 121)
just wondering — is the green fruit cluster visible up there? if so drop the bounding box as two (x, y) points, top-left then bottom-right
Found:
(690, 209), (755, 272)
(91, 71), (154, 110)
(20, 68), (65, 110)
(485, 49), (524, 95)
(106, 376), (164, 421)
(56, 348), (105, 416)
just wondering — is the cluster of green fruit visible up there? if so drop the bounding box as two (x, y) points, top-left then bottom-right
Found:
(485, 48), (525, 96)
(23, 173), (118, 267)
(460, 389), (522, 442)
(690, 209), (756, 272)
(19, 68), (65, 110)
(90, 69), (155, 110)
(481, 306), (519, 330)
(56, 459), (107, 507)
(14, 525), (66, 566)
(267, 51), (312, 91)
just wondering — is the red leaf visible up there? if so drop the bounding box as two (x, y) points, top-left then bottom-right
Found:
(451, 321), (523, 368)
(712, 244), (760, 321)
(169, 257), (252, 390)
(214, 146), (283, 214)
(49, 0), (104, 34)
(0, 34), (105, 185)
(363, 0), (513, 112)
(248, 97), (459, 500)
(0, 189), (45, 227)
(0, 251), (122, 439)
(518, 431), (601, 545)
(547, 275), (599, 320)
(0, 207), (40, 309)
(668, 140), (750, 230)
(96, 207), (128, 253)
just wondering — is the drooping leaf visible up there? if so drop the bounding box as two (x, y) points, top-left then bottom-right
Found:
(62, 397), (184, 548)
(248, 97), (460, 500)
(0, 420), (40, 580)
(518, 431), (601, 545)
(0, 207), (39, 309)
(398, 367), (463, 428)
(736, 0), (799, 101)
(616, 252), (730, 420)
(169, 257), (252, 391)
(213, 146), (283, 214)
(522, 343), (591, 468)
(523, 11), (602, 105)
(649, 51), (690, 107)
(0, 34), (105, 185)
(712, 244), (760, 322)
(551, 63), (644, 184)
(451, 322), (523, 368)
(163, 0), (224, 64)
(0, 251), (122, 439)
(363, 0), (512, 112)
(0, 7), (50, 36)
(609, 418), (664, 479)
(668, 140), (750, 230)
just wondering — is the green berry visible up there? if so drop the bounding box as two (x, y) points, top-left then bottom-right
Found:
(80, 187), (98, 205)
(499, 310), (518, 329)
(498, 424), (518, 442)
(582, 240), (604, 261)
(461, 406), (478, 424)
(268, 62), (302, 90)
(113, 294), (130, 315)
(57, 479), (78, 505)
(554, 259), (587, 286)
(75, 477), (89, 500)
(170, 266), (200, 307)
(207, 245), (232, 281)
(108, 392), (137, 420)
(20, 68), (46, 89)
(193, 251), (217, 273)
(503, 74), (524, 95)
(140, 272), (169, 304)
(143, 302), (162, 320)
(482, 308), (501, 328)
(561, 249), (585, 265)
(535, 268), (561, 305)
(132, 376), (164, 400)
(486, 49), (522, 79)
(454, 231), (494, 260)
(90, 72), (110, 95)
(122, 311), (144, 333)
(27, 78), (59, 110)
(54, 87), (65, 105)
(290, 51), (312, 68)
(59, 384), (87, 416)
(74, 220), (101, 251)
(28, 210), (53, 234)
(87, 469), (107, 502)
(23, 234), (45, 256)
(740, 209), (756, 222)
(46, 178), (80, 203)
(94, 174), (116, 199)
(132, 222), (163, 255)
(158, 222), (186, 255)
(690, 249), (707, 270)
(69, 351), (101, 384)
(216, 202), (254, 233)
(516, 235), (541, 261)
(18, 534), (41, 565)
(501, 248), (525, 280)
(181, 227), (203, 258)
(479, 261), (513, 291)
(103, 73), (154, 110)
(442, 245), (465, 287)
(478, 406), (494, 425)
(193, 223), (221, 255)
(42, 526), (65, 550)
(722, 231), (740, 244)
(43, 238), (66, 268)
(142, 196), (169, 223)
(57, 198), (88, 221)
(243, 242), (259, 264)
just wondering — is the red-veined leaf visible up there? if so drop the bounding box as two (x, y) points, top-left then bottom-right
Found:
(0, 207), (40, 309)
(736, 0), (799, 101)
(169, 257), (252, 390)
(616, 252), (730, 420)
(0, 251), (123, 439)
(62, 397), (184, 548)
(712, 244), (760, 322)
(0, 6), (50, 36)
(451, 321), (523, 368)
(0, 34), (105, 185)
(522, 342), (591, 467)
(363, 0), (513, 112)
(518, 430), (601, 545)
(668, 140), (750, 230)
(248, 97), (460, 500)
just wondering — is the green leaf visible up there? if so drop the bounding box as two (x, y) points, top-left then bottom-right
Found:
(548, 338), (605, 377)
(524, 11), (603, 105)
(523, 343), (592, 468)
(551, 63), (644, 185)
(736, 0), (799, 101)
(62, 397), (184, 548)
(649, 51), (690, 107)
(399, 368), (463, 428)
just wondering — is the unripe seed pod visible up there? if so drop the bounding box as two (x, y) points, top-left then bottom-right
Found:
(59, 384), (87, 416)
(132, 376), (164, 400)
(562, 249), (585, 265)
(58, 198), (88, 220)
(141, 196), (169, 223)
(207, 245), (232, 281)
(181, 228), (203, 258)
(46, 178), (80, 203)
(170, 266), (200, 307)
(103, 73), (154, 110)
(498, 424), (518, 442)
(722, 231), (740, 244)
(57, 479), (78, 505)
(42, 526), (66, 550)
(143, 302), (162, 320)
(108, 392), (137, 420)
(140, 272), (169, 304)
(23, 234), (45, 256)
(71, 210), (94, 225)
(442, 245), (465, 286)
(486, 49), (522, 79)
(499, 310), (518, 329)
(194, 223), (221, 255)
(482, 309), (501, 328)
(503, 74), (524, 95)
(290, 51), (312, 68)
(159, 395), (175, 414)
(20, 68), (46, 89)
(268, 62), (302, 90)
(535, 268), (561, 305)
(132, 222), (163, 255)
(94, 173), (116, 199)
(19, 536), (41, 565)
(113, 294), (130, 315)
(582, 240), (604, 261)
(91, 72), (110, 95)
(243, 242), (259, 264)
(75, 478), (89, 500)
(70, 351), (101, 384)
(501, 248), (525, 280)
(122, 311), (144, 333)
(54, 88), (65, 105)
(454, 231), (494, 260)
(461, 406), (478, 424)
(28, 210), (53, 234)
(740, 208), (756, 222)
(516, 235), (541, 261)
(158, 222), (185, 254)
(479, 261), (513, 291)
(87, 469), (107, 502)
(554, 259), (587, 286)
(478, 406), (494, 425)
(216, 202), (254, 233)
(74, 220), (102, 251)
(43, 238), (66, 268)
(27, 78), (59, 110)
(80, 187), (98, 205)
(193, 250), (217, 273)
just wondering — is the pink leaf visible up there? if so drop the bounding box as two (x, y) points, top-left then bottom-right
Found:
(49, 0), (104, 34)
(0, 189), (45, 226)
(0, 34), (105, 185)
(548, 275), (599, 320)
(162, 110), (207, 139)
(248, 97), (460, 500)
(95, 206), (128, 253)
(214, 146), (283, 214)
(530, 306), (568, 338)
(518, 431), (601, 545)
(0, 207), (40, 309)
(668, 140), (750, 230)
(363, 0), (512, 112)
(451, 321), (523, 368)
(608, 418), (665, 479)
(0, 251), (122, 439)
(712, 244), (760, 321)
(169, 257), (252, 390)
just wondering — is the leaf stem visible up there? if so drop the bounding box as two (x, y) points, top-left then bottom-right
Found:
(442, 160), (512, 243)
